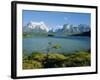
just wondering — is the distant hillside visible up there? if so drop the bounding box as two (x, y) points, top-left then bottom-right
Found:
(71, 31), (90, 37)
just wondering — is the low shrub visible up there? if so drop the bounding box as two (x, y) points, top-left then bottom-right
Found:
(23, 60), (43, 69)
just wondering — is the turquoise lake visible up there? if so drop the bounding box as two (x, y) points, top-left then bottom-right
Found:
(23, 36), (90, 54)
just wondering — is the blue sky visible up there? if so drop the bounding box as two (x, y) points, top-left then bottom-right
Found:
(23, 10), (91, 30)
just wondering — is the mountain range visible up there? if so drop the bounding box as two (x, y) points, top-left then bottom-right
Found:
(23, 21), (90, 34)
(54, 24), (90, 33)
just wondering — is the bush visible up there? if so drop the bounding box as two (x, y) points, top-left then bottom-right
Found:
(48, 53), (66, 60)
(23, 60), (43, 69)
(31, 52), (46, 61)
(64, 51), (91, 67)
(52, 44), (61, 49)
(43, 53), (66, 68)
(25, 52), (46, 61)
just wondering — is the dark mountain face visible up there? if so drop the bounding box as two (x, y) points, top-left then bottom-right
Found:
(71, 31), (91, 37)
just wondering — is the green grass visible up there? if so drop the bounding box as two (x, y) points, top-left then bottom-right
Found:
(23, 32), (48, 38)
(23, 51), (91, 69)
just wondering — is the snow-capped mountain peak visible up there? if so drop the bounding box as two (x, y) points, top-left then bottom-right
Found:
(27, 21), (49, 32)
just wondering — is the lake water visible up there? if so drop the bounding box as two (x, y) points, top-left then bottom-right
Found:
(23, 36), (90, 54)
